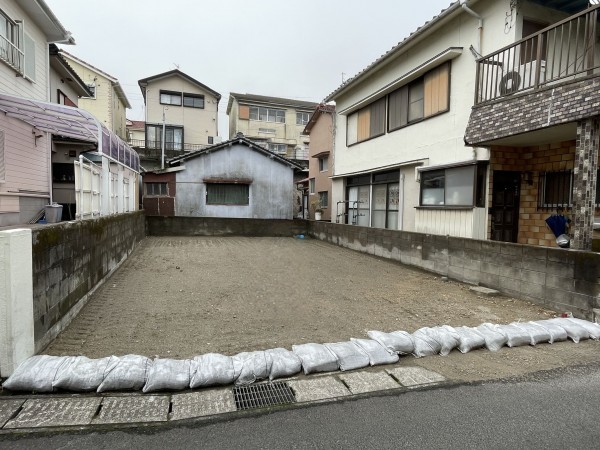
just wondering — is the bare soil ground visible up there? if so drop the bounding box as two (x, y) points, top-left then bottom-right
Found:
(44, 236), (600, 382)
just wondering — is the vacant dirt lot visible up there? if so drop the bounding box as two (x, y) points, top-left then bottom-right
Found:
(44, 236), (600, 381)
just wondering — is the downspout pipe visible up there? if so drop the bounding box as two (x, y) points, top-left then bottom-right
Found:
(460, 0), (483, 55)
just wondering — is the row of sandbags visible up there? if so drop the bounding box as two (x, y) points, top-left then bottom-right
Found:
(2, 317), (599, 393)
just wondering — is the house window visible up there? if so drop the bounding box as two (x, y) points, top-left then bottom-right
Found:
(145, 182), (168, 196)
(268, 143), (287, 154)
(183, 93), (204, 108)
(420, 163), (486, 207)
(160, 91), (182, 106)
(249, 106), (285, 123)
(146, 124), (183, 150)
(0, 10), (20, 71)
(309, 178), (315, 194)
(318, 156), (328, 172)
(538, 169), (600, 210)
(372, 177), (400, 230)
(318, 191), (329, 208)
(388, 62), (450, 131)
(206, 183), (249, 205)
(347, 97), (385, 145)
(296, 112), (310, 125)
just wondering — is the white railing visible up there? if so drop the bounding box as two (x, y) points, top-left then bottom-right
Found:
(0, 34), (23, 74)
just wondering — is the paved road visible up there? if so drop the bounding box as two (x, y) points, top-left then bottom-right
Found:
(1, 364), (599, 449)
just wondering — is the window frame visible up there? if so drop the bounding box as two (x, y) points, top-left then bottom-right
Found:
(318, 156), (328, 172)
(144, 182), (168, 197)
(268, 143), (287, 154)
(249, 106), (286, 123)
(145, 124), (184, 150)
(205, 183), (250, 206)
(183, 93), (204, 109)
(296, 111), (310, 125)
(346, 97), (386, 146)
(419, 162), (487, 208)
(159, 90), (182, 106)
(318, 191), (329, 209)
(309, 178), (315, 194)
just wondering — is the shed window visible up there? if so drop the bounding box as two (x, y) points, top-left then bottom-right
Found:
(145, 182), (168, 196)
(206, 183), (249, 205)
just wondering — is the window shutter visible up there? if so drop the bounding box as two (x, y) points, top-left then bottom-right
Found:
(424, 63), (449, 117)
(239, 105), (250, 119)
(24, 32), (35, 80)
(357, 109), (370, 142)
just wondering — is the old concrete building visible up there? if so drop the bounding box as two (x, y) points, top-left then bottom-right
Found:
(227, 93), (317, 161)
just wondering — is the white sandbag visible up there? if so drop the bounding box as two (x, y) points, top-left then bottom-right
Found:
(232, 351), (271, 386)
(350, 338), (399, 366)
(510, 322), (551, 345)
(367, 330), (414, 355)
(476, 323), (508, 352)
(412, 328), (443, 358)
(546, 318), (589, 343)
(496, 324), (532, 347)
(530, 320), (568, 343)
(97, 355), (151, 392)
(265, 348), (302, 381)
(454, 326), (486, 353)
(434, 326), (461, 356)
(2, 355), (69, 392)
(292, 343), (339, 375)
(142, 358), (192, 393)
(190, 353), (235, 388)
(324, 342), (370, 371)
(52, 356), (112, 392)
(566, 318), (600, 340)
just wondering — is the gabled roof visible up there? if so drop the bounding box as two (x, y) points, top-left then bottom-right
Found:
(138, 69), (221, 101)
(226, 92), (319, 115)
(49, 44), (92, 98)
(325, 1), (467, 101)
(21, 0), (75, 44)
(303, 104), (335, 135)
(167, 134), (305, 171)
(126, 120), (145, 129)
(59, 50), (132, 108)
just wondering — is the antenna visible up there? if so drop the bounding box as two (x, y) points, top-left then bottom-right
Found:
(341, 72), (346, 83)
(173, 63), (180, 69)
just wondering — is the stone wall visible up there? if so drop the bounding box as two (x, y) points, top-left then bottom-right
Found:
(146, 216), (308, 237)
(32, 211), (145, 352)
(308, 221), (600, 320)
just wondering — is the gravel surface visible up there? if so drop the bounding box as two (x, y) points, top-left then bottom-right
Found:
(43, 236), (600, 381)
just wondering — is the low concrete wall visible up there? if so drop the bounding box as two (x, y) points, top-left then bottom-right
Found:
(146, 216), (308, 237)
(309, 221), (600, 320)
(32, 211), (145, 352)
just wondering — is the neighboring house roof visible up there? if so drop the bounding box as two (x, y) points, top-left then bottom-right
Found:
(226, 92), (319, 115)
(325, 1), (466, 101)
(167, 133), (305, 171)
(303, 103), (335, 135)
(21, 0), (75, 44)
(59, 50), (132, 108)
(138, 69), (221, 102)
(126, 120), (145, 129)
(49, 44), (92, 98)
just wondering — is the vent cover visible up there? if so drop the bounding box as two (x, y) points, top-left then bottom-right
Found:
(233, 381), (296, 411)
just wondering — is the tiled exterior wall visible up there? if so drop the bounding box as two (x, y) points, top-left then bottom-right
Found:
(465, 77), (600, 145)
(490, 141), (578, 247)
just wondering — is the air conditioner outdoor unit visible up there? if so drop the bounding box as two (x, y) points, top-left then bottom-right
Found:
(497, 60), (546, 96)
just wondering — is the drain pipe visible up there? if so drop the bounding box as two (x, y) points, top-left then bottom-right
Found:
(460, 0), (483, 56)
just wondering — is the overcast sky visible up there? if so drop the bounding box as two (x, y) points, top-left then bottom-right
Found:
(46, 0), (452, 137)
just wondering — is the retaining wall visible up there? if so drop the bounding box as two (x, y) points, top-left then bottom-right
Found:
(146, 216), (308, 237)
(32, 211), (145, 352)
(308, 221), (600, 320)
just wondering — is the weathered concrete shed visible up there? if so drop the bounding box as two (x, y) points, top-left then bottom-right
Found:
(142, 134), (304, 219)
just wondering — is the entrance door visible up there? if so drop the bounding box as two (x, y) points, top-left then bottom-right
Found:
(491, 171), (521, 242)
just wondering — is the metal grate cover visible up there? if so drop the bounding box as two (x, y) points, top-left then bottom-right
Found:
(233, 381), (296, 410)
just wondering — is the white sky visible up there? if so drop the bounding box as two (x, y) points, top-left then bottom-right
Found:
(45, 0), (452, 137)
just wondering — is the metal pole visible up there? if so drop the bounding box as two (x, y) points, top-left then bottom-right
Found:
(161, 107), (166, 170)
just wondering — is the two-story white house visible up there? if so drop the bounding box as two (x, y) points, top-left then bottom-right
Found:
(326, 0), (600, 250)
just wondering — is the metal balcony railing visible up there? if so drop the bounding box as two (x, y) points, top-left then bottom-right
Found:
(0, 34), (24, 74)
(475, 5), (600, 104)
(128, 140), (208, 152)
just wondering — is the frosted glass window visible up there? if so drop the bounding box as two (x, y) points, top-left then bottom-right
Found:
(445, 166), (474, 205)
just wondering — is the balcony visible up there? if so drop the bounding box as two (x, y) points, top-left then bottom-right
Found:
(475, 5), (599, 105)
(465, 5), (600, 147)
(128, 140), (209, 160)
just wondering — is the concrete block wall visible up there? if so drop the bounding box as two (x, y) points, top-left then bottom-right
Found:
(309, 221), (600, 319)
(31, 211), (145, 352)
(146, 216), (308, 237)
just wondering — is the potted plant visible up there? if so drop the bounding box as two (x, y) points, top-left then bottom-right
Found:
(311, 198), (323, 221)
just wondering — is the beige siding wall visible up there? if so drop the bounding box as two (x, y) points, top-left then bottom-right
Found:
(308, 111), (333, 220)
(0, 2), (50, 100)
(415, 208), (487, 239)
(112, 86), (127, 139)
(145, 76), (219, 146)
(49, 67), (79, 106)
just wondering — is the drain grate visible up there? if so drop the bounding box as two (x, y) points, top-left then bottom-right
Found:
(233, 381), (296, 410)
